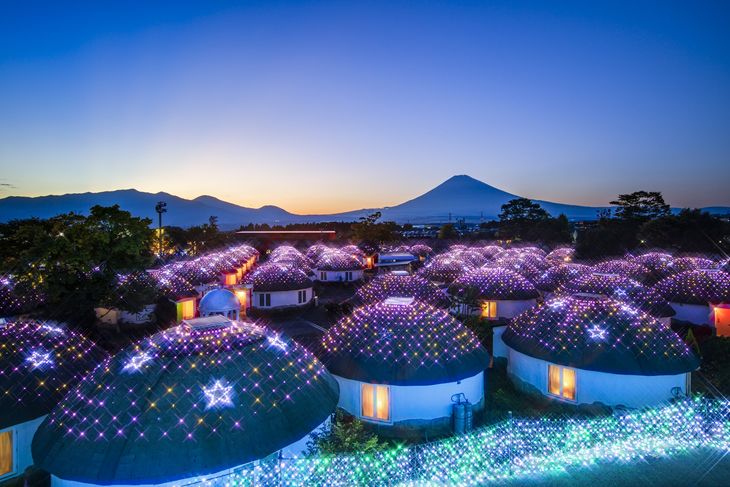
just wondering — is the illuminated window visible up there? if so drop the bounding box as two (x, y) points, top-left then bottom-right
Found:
(714, 307), (730, 337)
(548, 364), (576, 401)
(481, 301), (498, 319)
(361, 384), (390, 421)
(224, 273), (237, 286)
(177, 299), (195, 321)
(0, 430), (13, 478)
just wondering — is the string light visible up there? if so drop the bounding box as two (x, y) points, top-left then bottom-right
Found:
(449, 267), (540, 301)
(202, 378), (234, 409)
(319, 299), (490, 384)
(654, 269), (730, 305)
(355, 273), (447, 306)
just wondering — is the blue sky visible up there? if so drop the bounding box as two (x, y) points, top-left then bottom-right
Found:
(1, 1), (728, 213)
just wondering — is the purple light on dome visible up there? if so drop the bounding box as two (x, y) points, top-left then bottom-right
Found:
(26, 349), (55, 369)
(122, 351), (154, 373)
(267, 333), (287, 351)
(202, 379), (234, 409)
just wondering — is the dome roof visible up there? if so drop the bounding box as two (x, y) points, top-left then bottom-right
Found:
(315, 252), (363, 271)
(592, 259), (650, 282)
(251, 263), (312, 292)
(557, 272), (675, 318)
(0, 319), (108, 429)
(478, 245), (504, 259)
(533, 263), (590, 293)
(32, 320), (339, 485)
(654, 256), (717, 280)
(319, 299), (490, 385)
(355, 273), (448, 307)
(654, 269), (730, 305)
(632, 252), (674, 271)
(449, 268), (539, 301)
(546, 247), (575, 264)
(417, 255), (474, 283)
(199, 288), (240, 314)
(408, 244), (433, 258)
(502, 296), (699, 375)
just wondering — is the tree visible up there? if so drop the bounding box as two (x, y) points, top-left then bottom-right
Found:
(639, 209), (729, 253)
(305, 411), (388, 456)
(351, 212), (396, 242)
(610, 191), (670, 221)
(499, 198), (550, 222)
(438, 223), (459, 239)
(1, 206), (154, 324)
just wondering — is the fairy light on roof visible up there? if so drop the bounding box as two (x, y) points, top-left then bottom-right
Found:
(654, 269), (730, 305)
(503, 295), (699, 375)
(355, 273), (446, 306)
(534, 263), (590, 293)
(592, 259), (650, 282)
(319, 300), (490, 385)
(26, 349), (55, 369)
(266, 333), (288, 351)
(417, 254), (474, 283)
(202, 378), (235, 409)
(449, 267), (539, 301)
(0, 319), (108, 429)
(557, 272), (675, 318)
(249, 263), (312, 292)
(32, 316), (338, 484)
(121, 351), (154, 373)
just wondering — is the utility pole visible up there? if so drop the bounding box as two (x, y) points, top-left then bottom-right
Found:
(155, 201), (167, 259)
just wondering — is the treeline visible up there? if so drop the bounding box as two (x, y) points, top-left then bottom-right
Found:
(576, 191), (729, 258)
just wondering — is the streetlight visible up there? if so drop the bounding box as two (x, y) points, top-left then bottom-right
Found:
(155, 201), (167, 259)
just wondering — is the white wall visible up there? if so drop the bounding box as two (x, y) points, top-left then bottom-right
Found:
(669, 302), (711, 326)
(334, 373), (484, 425)
(252, 288), (312, 310)
(452, 299), (536, 319)
(492, 325), (508, 358)
(314, 270), (364, 283)
(1, 416), (45, 481)
(507, 348), (689, 408)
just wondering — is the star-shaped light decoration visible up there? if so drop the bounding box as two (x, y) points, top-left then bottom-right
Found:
(122, 351), (153, 373)
(26, 349), (55, 369)
(202, 379), (234, 409)
(587, 325), (608, 341)
(267, 333), (287, 351)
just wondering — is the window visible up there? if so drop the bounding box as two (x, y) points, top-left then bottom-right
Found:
(224, 273), (237, 286)
(297, 290), (307, 304)
(178, 299), (195, 320)
(0, 430), (13, 478)
(714, 307), (730, 337)
(345, 271), (353, 281)
(548, 364), (576, 401)
(481, 301), (498, 319)
(320, 272), (327, 281)
(361, 384), (390, 421)
(258, 293), (271, 307)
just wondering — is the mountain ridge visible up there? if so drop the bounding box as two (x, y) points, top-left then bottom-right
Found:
(1, 175), (727, 228)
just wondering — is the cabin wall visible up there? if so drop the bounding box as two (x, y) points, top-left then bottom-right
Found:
(252, 288), (312, 309)
(507, 348), (689, 408)
(669, 302), (710, 326)
(334, 372), (484, 426)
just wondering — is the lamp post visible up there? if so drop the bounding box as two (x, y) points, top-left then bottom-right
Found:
(155, 201), (167, 259)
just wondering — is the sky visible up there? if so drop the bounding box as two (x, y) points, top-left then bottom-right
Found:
(0, 0), (729, 214)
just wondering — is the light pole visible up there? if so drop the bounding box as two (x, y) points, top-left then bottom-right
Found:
(155, 201), (167, 259)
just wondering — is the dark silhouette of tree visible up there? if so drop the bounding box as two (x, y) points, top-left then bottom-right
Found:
(610, 191), (670, 221)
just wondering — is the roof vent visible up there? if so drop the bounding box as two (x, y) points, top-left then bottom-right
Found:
(383, 297), (415, 306)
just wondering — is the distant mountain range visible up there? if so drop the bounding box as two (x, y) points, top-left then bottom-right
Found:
(1, 175), (728, 228)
